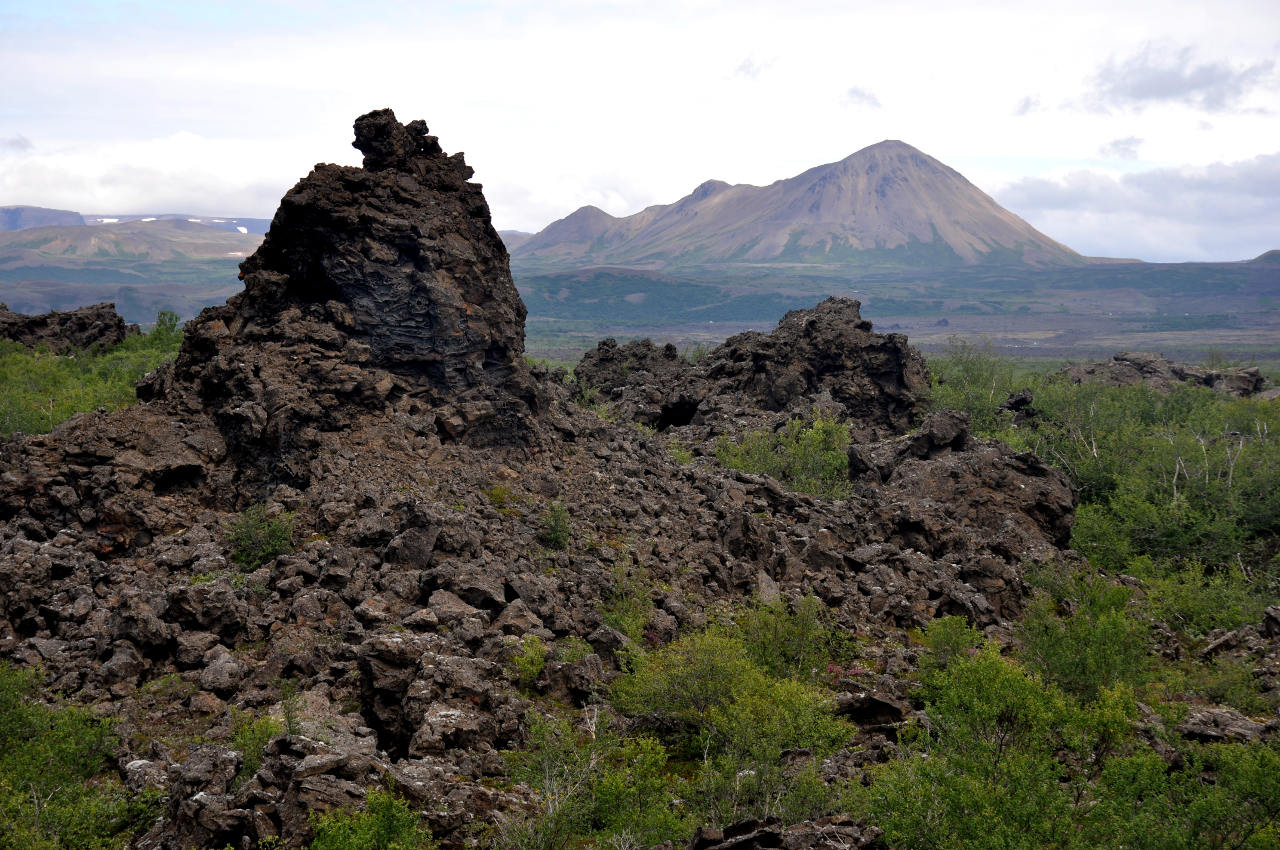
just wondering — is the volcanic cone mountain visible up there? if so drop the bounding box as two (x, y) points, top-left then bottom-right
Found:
(1, 112), (1081, 849)
(513, 140), (1082, 270)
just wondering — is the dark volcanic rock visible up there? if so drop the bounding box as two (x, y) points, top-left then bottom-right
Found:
(1060, 351), (1265, 397)
(0, 301), (139, 353)
(681, 815), (882, 849)
(0, 112), (1087, 850)
(231, 108), (525, 385)
(576, 297), (929, 440)
(700, 299), (928, 434)
(129, 108), (545, 482)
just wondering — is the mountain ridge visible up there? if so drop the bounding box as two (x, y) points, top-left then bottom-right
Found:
(513, 140), (1084, 270)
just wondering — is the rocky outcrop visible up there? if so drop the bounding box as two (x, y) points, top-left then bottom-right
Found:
(229, 108), (525, 385)
(1060, 351), (1266, 397)
(0, 301), (139, 352)
(575, 297), (929, 440)
(675, 816), (883, 849)
(0, 112), (1080, 850)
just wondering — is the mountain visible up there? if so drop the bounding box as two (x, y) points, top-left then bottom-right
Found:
(497, 229), (535, 251)
(83, 213), (272, 235)
(0, 218), (263, 262)
(0, 219), (262, 321)
(0, 205), (85, 230)
(512, 140), (1084, 270)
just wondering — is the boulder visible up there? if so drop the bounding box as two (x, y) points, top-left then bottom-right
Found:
(0, 301), (139, 353)
(1060, 351), (1265, 397)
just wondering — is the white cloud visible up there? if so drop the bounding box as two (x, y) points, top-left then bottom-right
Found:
(845, 87), (882, 109)
(1012, 96), (1041, 117)
(1098, 137), (1143, 159)
(997, 153), (1280, 260)
(1088, 43), (1276, 112)
(1, 135), (34, 154)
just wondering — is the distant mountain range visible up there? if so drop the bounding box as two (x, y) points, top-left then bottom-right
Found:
(511, 140), (1086, 272)
(0, 212), (262, 321)
(1, 206), (271, 236)
(1, 152), (1276, 367)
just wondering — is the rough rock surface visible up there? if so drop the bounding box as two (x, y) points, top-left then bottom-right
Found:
(1, 112), (1080, 849)
(0, 301), (139, 352)
(672, 815), (883, 849)
(1060, 351), (1265, 397)
(575, 297), (929, 441)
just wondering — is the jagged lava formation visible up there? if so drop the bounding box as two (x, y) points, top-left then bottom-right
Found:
(2, 112), (1076, 849)
(1, 301), (139, 353)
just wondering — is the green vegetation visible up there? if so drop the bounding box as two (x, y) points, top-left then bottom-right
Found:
(930, 337), (1279, 601)
(509, 635), (548, 689)
(230, 707), (282, 788)
(0, 664), (163, 849)
(539, 502), (572, 550)
(0, 310), (183, 438)
(600, 564), (654, 644)
(1018, 572), (1152, 701)
(715, 413), (852, 498)
(309, 787), (436, 850)
(480, 342), (1277, 849)
(226, 503), (296, 569)
(499, 597), (858, 846)
(854, 619), (1280, 850)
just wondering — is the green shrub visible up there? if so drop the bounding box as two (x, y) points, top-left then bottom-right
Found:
(0, 310), (184, 438)
(1180, 657), (1273, 717)
(279, 677), (303, 736)
(856, 646), (1076, 849)
(1018, 574), (1150, 701)
(499, 715), (690, 850)
(927, 336), (1024, 434)
(539, 503), (571, 550)
(310, 787), (435, 850)
(1086, 741), (1280, 849)
(1128, 557), (1267, 638)
(666, 438), (694, 465)
(230, 708), (282, 788)
(715, 414), (852, 498)
(611, 630), (850, 761)
(510, 635), (548, 689)
(485, 484), (514, 507)
(226, 503), (295, 569)
(553, 636), (594, 664)
(600, 564), (653, 645)
(915, 614), (984, 677)
(729, 595), (857, 682)
(0, 663), (163, 849)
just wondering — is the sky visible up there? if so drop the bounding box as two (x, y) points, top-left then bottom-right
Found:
(1, 0), (1277, 262)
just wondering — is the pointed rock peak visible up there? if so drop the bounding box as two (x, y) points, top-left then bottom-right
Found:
(839, 139), (937, 166)
(690, 179), (731, 200)
(353, 109), (435, 170)
(863, 139), (920, 153)
(564, 205), (617, 221)
(154, 109), (529, 425)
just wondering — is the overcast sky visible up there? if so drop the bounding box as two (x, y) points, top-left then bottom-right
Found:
(2, 0), (1277, 262)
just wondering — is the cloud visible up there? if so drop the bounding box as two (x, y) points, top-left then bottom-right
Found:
(735, 57), (770, 79)
(1098, 136), (1142, 159)
(1089, 44), (1275, 112)
(1, 135), (33, 154)
(997, 153), (1280, 261)
(1012, 96), (1040, 116)
(845, 87), (881, 108)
